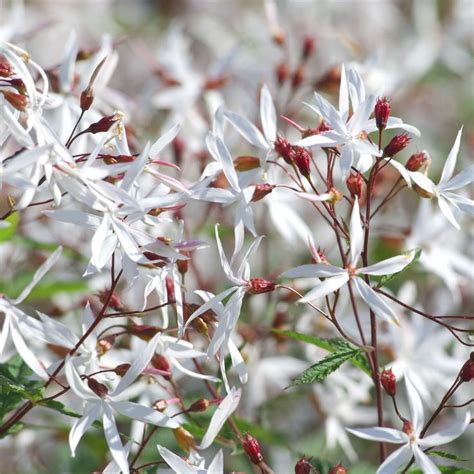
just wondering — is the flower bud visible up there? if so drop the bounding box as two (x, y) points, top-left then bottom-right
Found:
(0, 63), (13, 77)
(274, 136), (294, 164)
(86, 113), (122, 134)
(129, 324), (160, 341)
(174, 426), (197, 453)
(252, 183), (274, 202)
(80, 88), (94, 111)
(302, 35), (316, 61)
(2, 91), (27, 111)
(276, 62), (289, 85)
(329, 464), (348, 474)
(10, 78), (27, 95)
(177, 251), (191, 275)
(152, 353), (171, 380)
(187, 398), (210, 413)
(380, 368), (396, 396)
(383, 133), (410, 157)
(242, 433), (263, 465)
(87, 378), (109, 398)
(346, 172), (363, 198)
(248, 278), (276, 295)
(292, 147), (311, 177)
(234, 155), (261, 172)
(114, 363), (131, 377)
(292, 64), (305, 89)
(405, 151), (431, 172)
(295, 457), (312, 474)
(402, 420), (414, 435)
(98, 289), (123, 311)
(460, 353), (474, 382)
(374, 97), (391, 130)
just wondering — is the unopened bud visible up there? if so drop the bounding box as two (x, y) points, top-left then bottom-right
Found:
(0, 63), (13, 77)
(86, 113), (121, 134)
(274, 136), (294, 164)
(114, 363), (131, 377)
(87, 378), (109, 398)
(98, 289), (123, 311)
(295, 457), (312, 474)
(252, 183), (274, 202)
(329, 464), (347, 474)
(248, 278), (276, 295)
(177, 251), (191, 275)
(346, 172), (363, 198)
(174, 426), (197, 453)
(375, 97), (391, 130)
(2, 91), (27, 111)
(242, 433), (263, 465)
(234, 155), (261, 171)
(403, 420), (414, 435)
(151, 353), (171, 379)
(302, 35), (316, 61)
(129, 324), (160, 341)
(188, 398), (210, 413)
(406, 151), (431, 172)
(383, 133), (410, 157)
(380, 368), (396, 396)
(10, 78), (26, 95)
(292, 147), (311, 177)
(80, 88), (94, 111)
(460, 353), (474, 382)
(276, 62), (289, 85)
(292, 64), (305, 89)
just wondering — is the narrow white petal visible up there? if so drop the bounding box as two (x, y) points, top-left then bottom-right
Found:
(358, 251), (415, 276)
(208, 449), (224, 474)
(198, 387), (241, 449)
(111, 400), (179, 428)
(260, 84), (277, 143)
(410, 172), (436, 194)
(442, 164), (474, 191)
(69, 403), (102, 456)
(299, 273), (349, 303)
(405, 376), (425, 432)
(282, 263), (345, 279)
(419, 411), (470, 448)
(224, 110), (268, 149)
(149, 123), (180, 157)
(347, 426), (407, 444)
(440, 127), (463, 185)
(157, 445), (196, 474)
(296, 133), (338, 148)
(102, 404), (129, 474)
(437, 195), (460, 230)
(376, 444), (412, 474)
(339, 64), (349, 119)
(64, 357), (98, 402)
(350, 197), (363, 266)
(412, 445), (441, 474)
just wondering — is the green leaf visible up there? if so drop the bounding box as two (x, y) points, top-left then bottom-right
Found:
(233, 417), (287, 445)
(40, 400), (82, 418)
(291, 348), (363, 386)
(376, 248), (422, 289)
(0, 356), (43, 403)
(272, 329), (371, 376)
(409, 467), (474, 474)
(0, 213), (18, 242)
(429, 450), (468, 462)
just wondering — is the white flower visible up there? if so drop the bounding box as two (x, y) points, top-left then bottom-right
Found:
(157, 446), (224, 474)
(64, 333), (179, 474)
(347, 377), (471, 474)
(282, 198), (415, 325)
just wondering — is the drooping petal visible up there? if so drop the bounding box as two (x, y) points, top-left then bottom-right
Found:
(215, 224), (243, 285)
(352, 278), (399, 325)
(295, 133), (338, 148)
(376, 444), (412, 474)
(157, 445), (197, 474)
(69, 403), (102, 456)
(442, 164), (474, 191)
(350, 197), (363, 266)
(339, 145), (354, 179)
(357, 250), (415, 276)
(437, 195), (460, 230)
(439, 127), (463, 185)
(405, 376), (425, 432)
(282, 263), (345, 279)
(260, 84), (277, 143)
(412, 444), (441, 474)
(198, 387), (241, 449)
(299, 273), (349, 303)
(346, 426), (407, 444)
(224, 110), (268, 150)
(410, 172), (436, 195)
(102, 403), (129, 474)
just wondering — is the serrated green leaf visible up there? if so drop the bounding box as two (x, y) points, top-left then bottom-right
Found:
(429, 450), (468, 462)
(272, 329), (372, 376)
(40, 400), (82, 418)
(0, 213), (18, 242)
(0, 356), (44, 403)
(291, 348), (363, 386)
(376, 248), (422, 289)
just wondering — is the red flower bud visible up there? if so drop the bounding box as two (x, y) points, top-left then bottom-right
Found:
(302, 35), (316, 61)
(114, 363), (131, 377)
(86, 114), (121, 134)
(346, 172), (363, 198)
(383, 133), (410, 157)
(129, 324), (160, 341)
(234, 155), (261, 172)
(276, 62), (289, 85)
(380, 368), (396, 396)
(0, 63), (13, 78)
(251, 183), (274, 202)
(80, 88), (94, 111)
(248, 278), (276, 295)
(274, 135), (294, 164)
(292, 146), (311, 177)
(87, 378), (109, 398)
(405, 151), (431, 172)
(292, 64), (305, 89)
(329, 464), (348, 474)
(242, 433), (263, 465)
(187, 398), (210, 413)
(460, 353), (474, 382)
(295, 457), (312, 474)
(98, 289), (123, 311)
(374, 97), (391, 130)
(152, 353), (171, 380)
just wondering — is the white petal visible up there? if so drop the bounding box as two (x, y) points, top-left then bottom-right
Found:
(224, 110), (268, 150)
(388, 159), (412, 187)
(437, 195), (460, 230)
(313, 93), (347, 136)
(295, 134), (338, 148)
(149, 123), (180, 157)
(405, 376), (425, 432)
(442, 164), (474, 191)
(376, 444), (412, 474)
(339, 64), (349, 119)
(439, 127), (463, 185)
(358, 250), (415, 276)
(282, 263), (345, 279)
(44, 210), (102, 227)
(445, 192), (474, 215)
(352, 278), (399, 325)
(350, 197), (363, 266)
(111, 400), (179, 428)
(419, 411), (470, 448)
(198, 387), (241, 449)
(340, 145), (354, 179)
(213, 135), (241, 192)
(410, 172), (436, 194)
(215, 224), (241, 285)
(12, 246), (62, 304)
(208, 449), (224, 474)
(412, 444), (441, 474)
(157, 445), (196, 474)
(299, 273), (349, 303)
(69, 403), (102, 456)
(260, 84), (276, 143)
(102, 404), (129, 474)
(347, 426), (407, 444)
(64, 357), (97, 402)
